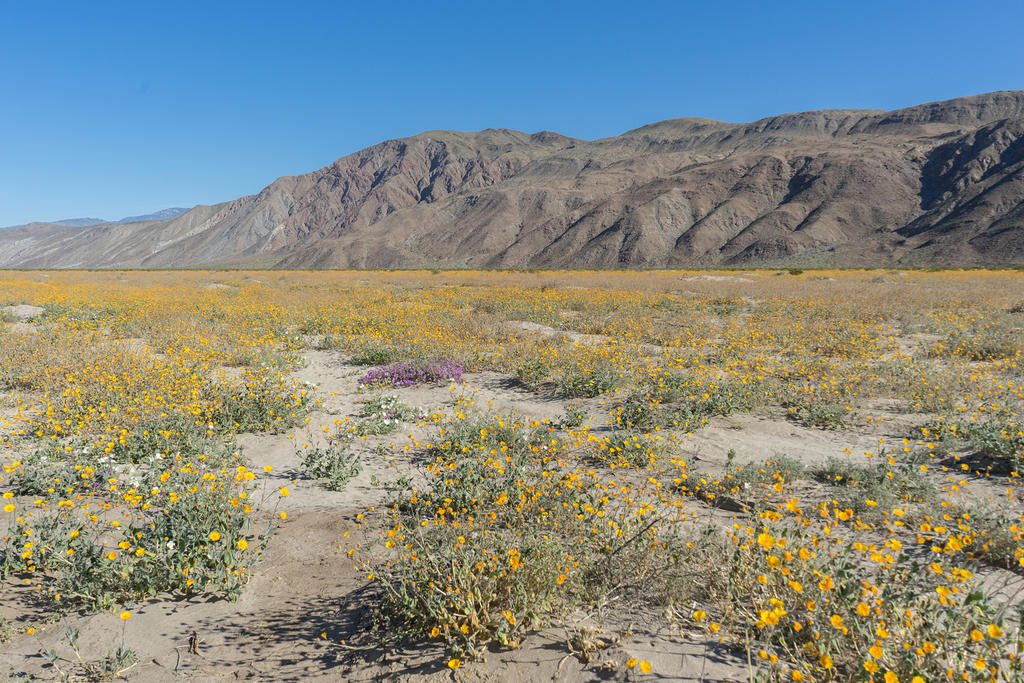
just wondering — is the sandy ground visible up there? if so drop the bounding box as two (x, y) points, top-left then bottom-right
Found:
(0, 346), (1019, 681)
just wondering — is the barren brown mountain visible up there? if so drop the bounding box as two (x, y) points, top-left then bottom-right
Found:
(3, 91), (1023, 269)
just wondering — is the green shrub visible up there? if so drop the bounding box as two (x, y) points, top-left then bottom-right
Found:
(205, 372), (310, 434)
(786, 401), (847, 429)
(557, 403), (588, 429)
(699, 523), (1021, 682)
(614, 393), (673, 430)
(811, 455), (938, 515)
(923, 414), (1024, 472)
(368, 413), (681, 660)
(350, 345), (404, 366)
(730, 454), (807, 486)
(1, 459), (268, 609)
(300, 437), (362, 491)
(514, 358), (550, 391)
(929, 320), (1021, 361)
(590, 431), (665, 467)
(557, 363), (620, 398)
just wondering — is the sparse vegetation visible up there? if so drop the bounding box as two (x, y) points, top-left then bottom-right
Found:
(557, 403), (588, 429)
(299, 435), (362, 491)
(2, 269), (1024, 680)
(557, 361), (620, 397)
(354, 394), (422, 435)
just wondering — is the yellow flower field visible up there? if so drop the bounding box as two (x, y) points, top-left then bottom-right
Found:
(0, 268), (1022, 681)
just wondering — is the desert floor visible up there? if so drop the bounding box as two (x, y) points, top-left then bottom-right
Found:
(1, 269), (1022, 682)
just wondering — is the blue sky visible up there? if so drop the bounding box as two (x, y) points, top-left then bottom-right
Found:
(2, 0), (1022, 226)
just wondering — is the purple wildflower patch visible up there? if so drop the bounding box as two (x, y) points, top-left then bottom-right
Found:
(359, 359), (464, 387)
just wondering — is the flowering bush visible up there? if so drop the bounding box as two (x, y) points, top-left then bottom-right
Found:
(358, 359), (464, 387)
(1, 456), (276, 609)
(355, 394), (424, 435)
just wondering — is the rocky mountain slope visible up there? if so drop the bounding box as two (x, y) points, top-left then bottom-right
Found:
(3, 92), (1023, 269)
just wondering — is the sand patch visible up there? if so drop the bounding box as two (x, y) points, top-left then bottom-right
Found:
(3, 304), (43, 321)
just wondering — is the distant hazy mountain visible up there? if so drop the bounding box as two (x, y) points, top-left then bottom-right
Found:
(2, 208), (189, 231)
(115, 208), (189, 224)
(3, 92), (1023, 268)
(43, 218), (107, 228)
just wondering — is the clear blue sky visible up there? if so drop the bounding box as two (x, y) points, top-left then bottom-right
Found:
(2, 0), (1022, 226)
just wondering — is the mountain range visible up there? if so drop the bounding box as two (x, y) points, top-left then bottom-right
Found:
(2, 92), (1023, 269)
(2, 208), (189, 231)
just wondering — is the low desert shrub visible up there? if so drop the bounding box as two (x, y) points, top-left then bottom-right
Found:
(694, 523), (1023, 682)
(922, 413), (1024, 472)
(367, 414), (682, 659)
(811, 455), (938, 516)
(300, 437), (362, 491)
(930, 320), (1021, 361)
(1, 457), (271, 609)
(730, 454), (807, 486)
(786, 400), (848, 429)
(514, 358), (550, 391)
(590, 430), (666, 467)
(354, 394), (423, 435)
(557, 403), (588, 429)
(205, 370), (311, 434)
(557, 362), (620, 398)
(359, 359), (464, 387)
(349, 345), (405, 366)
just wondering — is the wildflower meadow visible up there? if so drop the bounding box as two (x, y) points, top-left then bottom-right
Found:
(0, 268), (1022, 681)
